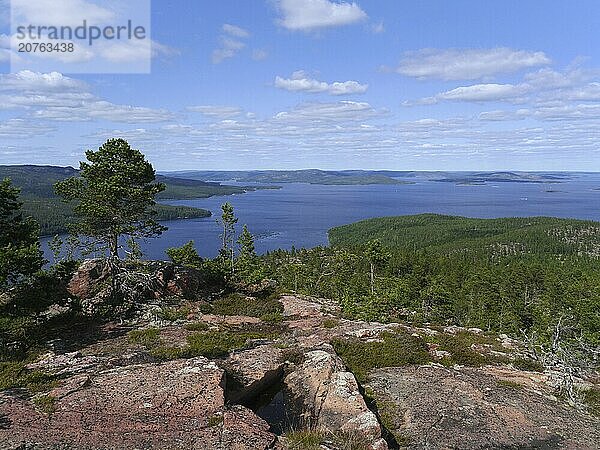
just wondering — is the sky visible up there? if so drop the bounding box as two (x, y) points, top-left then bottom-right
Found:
(1, 0), (600, 171)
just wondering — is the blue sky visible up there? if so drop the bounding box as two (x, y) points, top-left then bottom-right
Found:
(1, 0), (600, 170)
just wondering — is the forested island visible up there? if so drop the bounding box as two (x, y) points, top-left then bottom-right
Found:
(0, 140), (598, 448)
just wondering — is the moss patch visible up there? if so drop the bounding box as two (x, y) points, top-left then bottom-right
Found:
(151, 325), (277, 360)
(322, 318), (340, 329)
(332, 331), (432, 383)
(33, 394), (57, 415)
(127, 327), (161, 347)
(0, 361), (58, 393)
(583, 387), (600, 416)
(209, 293), (284, 318)
(427, 331), (509, 367)
(511, 357), (544, 372)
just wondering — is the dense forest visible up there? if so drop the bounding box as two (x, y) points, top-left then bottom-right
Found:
(263, 214), (600, 362)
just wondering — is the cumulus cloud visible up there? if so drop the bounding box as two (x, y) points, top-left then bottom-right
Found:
(0, 70), (174, 123)
(395, 48), (551, 80)
(275, 0), (368, 31)
(0, 70), (88, 92)
(274, 71), (368, 95)
(11, 0), (115, 27)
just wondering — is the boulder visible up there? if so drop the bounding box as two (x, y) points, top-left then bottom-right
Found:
(284, 348), (387, 449)
(67, 259), (109, 300)
(66, 259), (205, 317)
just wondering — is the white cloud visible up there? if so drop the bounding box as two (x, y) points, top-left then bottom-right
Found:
(186, 105), (244, 119)
(396, 48), (551, 80)
(34, 101), (174, 123)
(11, 0), (115, 27)
(426, 83), (527, 103)
(275, 0), (368, 31)
(0, 70), (88, 92)
(0, 118), (56, 138)
(372, 21), (385, 34)
(273, 100), (383, 122)
(479, 109), (529, 121)
(275, 70), (368, 95)
(222, 24), (250, 38)
(252, 49), (269, 61)
(0, 71), (174, 123)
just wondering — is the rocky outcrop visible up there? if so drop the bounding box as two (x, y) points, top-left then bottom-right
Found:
(67, 259), (204, 317)
(285, 348), (388, 450)
(1, 292), (598, 449)
(366, 365), (600, 449)
(226, 345), (285, 404)
(0, 357), (275, 449)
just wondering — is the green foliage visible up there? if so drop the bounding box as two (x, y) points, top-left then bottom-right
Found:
(217, 202), (238, 272)
(284, 429), (324, 450)
(236, 224), (264, 283)
(166, 241), (203, 268)
(322, 318), (340, 328)
(428, 332), (506, 367)
(0, 361), (58, 393)
(329, 213), (600, 258)
(54, 139), (167, 258)
(265, 214), (600, 357)
(184, 329), (267, 358)
(33, 394), (57, 415)
(128, 327), (161, 347)
(284, 429), (372, 450)
(208, 292), (284, 318)
(0, 178), (44, 287)
(184, 321), (209, 331)
(583, 387), (600, 416)
(156, 306), (190, 322)
(332, 331), (432, 382)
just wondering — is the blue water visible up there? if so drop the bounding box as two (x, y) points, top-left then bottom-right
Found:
(42, 174), (600, 260)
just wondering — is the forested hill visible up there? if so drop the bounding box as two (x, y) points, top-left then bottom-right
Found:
(0, 165), (259, 236)
(0, 165), (258, 199)
(165, 169), (413, 185)
(329, 214), (600, 258)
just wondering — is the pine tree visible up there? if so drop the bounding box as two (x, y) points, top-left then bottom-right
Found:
(217, 202), (238, 272)
(0, 178), (44, 287)
(55, 139), (166, 260)
(236, 225), (263, 283)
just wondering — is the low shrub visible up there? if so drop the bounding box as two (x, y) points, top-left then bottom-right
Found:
(332, 331), (432, 382)
(210, 293), (283, 318)
(128, 328), (161, 347)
